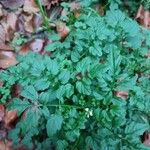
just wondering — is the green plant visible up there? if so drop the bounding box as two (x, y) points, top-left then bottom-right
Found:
(1, 3), (150, 150)
(141, 0), (150, 10)
(36, 0), (50, 31)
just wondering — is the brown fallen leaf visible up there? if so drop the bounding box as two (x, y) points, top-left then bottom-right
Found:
(41, 0), (50, 6)
(16, 146), (28, 150)
(0, 105), (5, 122)
(23, 0), (39, 14)
(16, 14), (28, 35)
(11, 84), (21, 97)
(115, 91), (128, 99)
(144, 10), (150, 28)
(19, 42), (31, 55)
(19, 38), (45, 54)
(56, 21), (70, 39)
(0, 51), (17, 69)
(24, 14), (34, 33)
(22, 109), (28, 120)
(7, 12), (17, 31)
(0, 23), (14, 50)
(0, 141), (12, 150)
(51, 0), (60, 5)
(0, 0), (24, 10)
(4, 110), (17, 128)
(33, 13), (43, 29)
(136, 5), (144, 20)
(136, 5), (150, 28)
(0, 4), (3, 17)
(70, 2), (80, 11)
(144, 133), (150, 146)
(95, 4), (104, 16)
(0, 130), (7, 140)
(30, 39), (44, 53)
(0, 43), (14, 51)
(0, 25), (6, 43)
(0, 14), (16, 45)
(1, 22), (14, 42)
(0, 81), (3, 87)
(43, 0), (60, 9)
(16, 13), (42, 34)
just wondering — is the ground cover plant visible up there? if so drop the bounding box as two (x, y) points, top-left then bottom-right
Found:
(0, 1), (150, 150)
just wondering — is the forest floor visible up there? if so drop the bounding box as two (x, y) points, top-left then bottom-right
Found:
(0, 0), (150, 149)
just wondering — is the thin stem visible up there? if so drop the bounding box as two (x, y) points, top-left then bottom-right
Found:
(110, 47), (116, 89)
(111, 48), (116, 77)
(39, 104), (86, 109)
(103, 0), (113, 10)
(71, 136), (81, 150)
(100, 123), (141, 150)
(36, 0), (50, 31)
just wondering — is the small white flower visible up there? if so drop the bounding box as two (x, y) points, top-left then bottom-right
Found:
(85, 108), (93, 118)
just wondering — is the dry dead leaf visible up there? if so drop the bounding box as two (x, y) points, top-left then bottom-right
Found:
(144, 133), (150, 146)
(95, 4), (104, 16)
(24, 14), (34, 33)
(41, 0), (50, 6)
(0, 0), (24, 10)
(1, 22), (14, 42)
(19, 39), (44, 55)
(70, 2), (80, 11)
(0, 141), (12, 150)
(51, 0), (60, 5)
(23, 0), (39, 14)
(144, 10), (150, 28)
(136, 5), (144, 20)
(0, 51), (17, 69)
(11, 84), (21, 97)
(56, 21), (70, 39)
(0, 12), (17, 43)
(0, 130), (7, 139)
(7, 13), (17, 31)
(136, 5), (150, 28)
(0, 81), (3, 87)
(0, 105), (5, 122)
(21, 13), (42, 33)
(0, 25), (6, 43)
(16, 14), (26, 34)
(0, 22), (14, 51)
(30, 39), (44, 52)
(74, 10), (81, 18)
(33, 14), (43, 29)
(0, 43), (14, 51)
(4, 110), (17, 128)
(115, 91), (128, 99)
(0, 4), (3, 17)
(19, 42), (31, 55)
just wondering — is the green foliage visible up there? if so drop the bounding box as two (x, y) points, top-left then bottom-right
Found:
(1, 3), (150, 150)
(35, 0), (50, 31)
(141, 0), (150, 10)
(46, 114), (63, 137)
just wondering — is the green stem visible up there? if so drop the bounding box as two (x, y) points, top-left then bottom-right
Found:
(111, 48), (116, 77)
(100, 123), (141, 150)
(36, 0), (50, 31)
(110, 47), (116, 89)
(103, 0), (113, 10)
(39, 104), (85, 109)
(71, 136), (81, 150)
